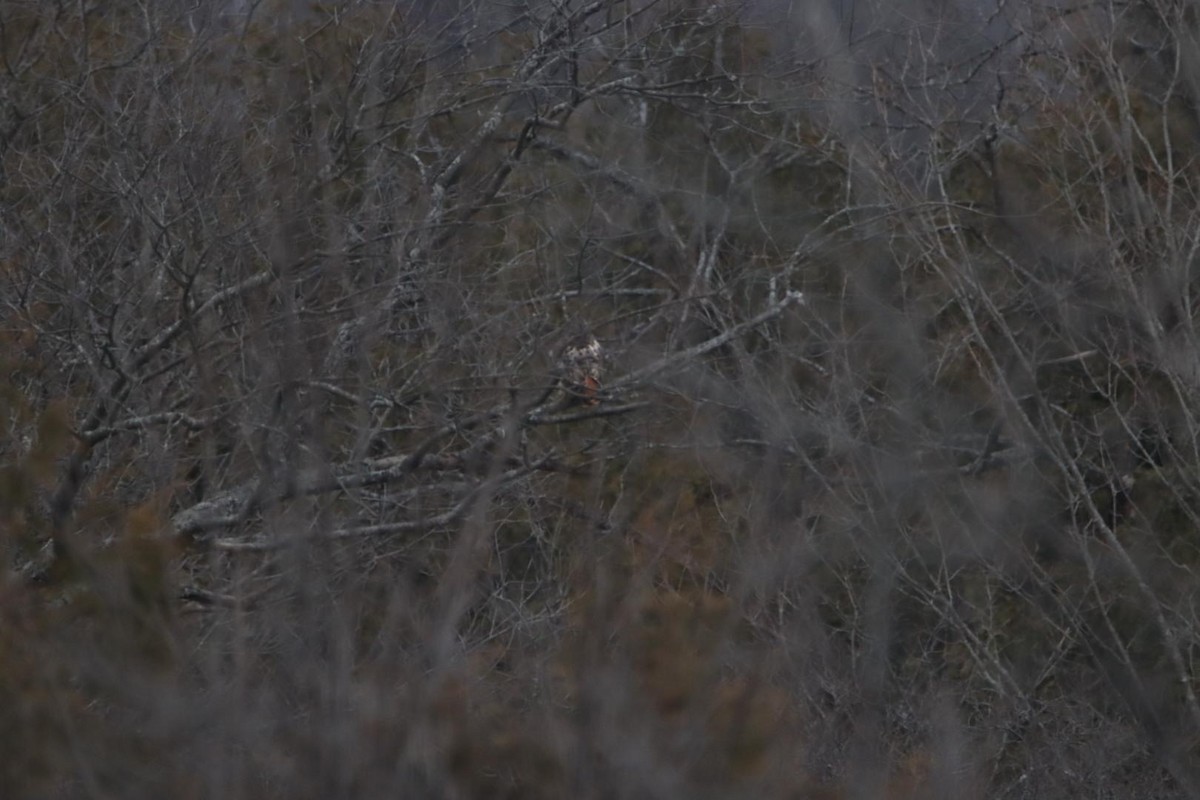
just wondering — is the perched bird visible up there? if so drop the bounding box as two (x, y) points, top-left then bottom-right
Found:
(556, 329), (604, 406)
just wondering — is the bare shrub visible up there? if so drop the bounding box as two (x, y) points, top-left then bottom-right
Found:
(3, 0), (1200, 797)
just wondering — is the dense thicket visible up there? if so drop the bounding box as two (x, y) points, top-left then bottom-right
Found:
(4, 0), (1200, 796)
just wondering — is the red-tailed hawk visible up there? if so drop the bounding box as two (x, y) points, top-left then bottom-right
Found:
(557, 333), (603, 406)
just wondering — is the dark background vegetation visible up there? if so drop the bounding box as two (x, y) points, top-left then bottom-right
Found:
(4, 0), (1200, 796)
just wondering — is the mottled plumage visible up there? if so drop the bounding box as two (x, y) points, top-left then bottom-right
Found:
(557, 335), (603, 405)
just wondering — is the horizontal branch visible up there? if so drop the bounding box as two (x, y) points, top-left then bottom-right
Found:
(206, 462), (546, 551)
(172, 293), (801, 538)
(83, 411), (208, 444)
(611, 290), (806, 388)
(170, 443), (561, 537)
(132, 270), (274, 370)
(526, 400), (649, 425)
